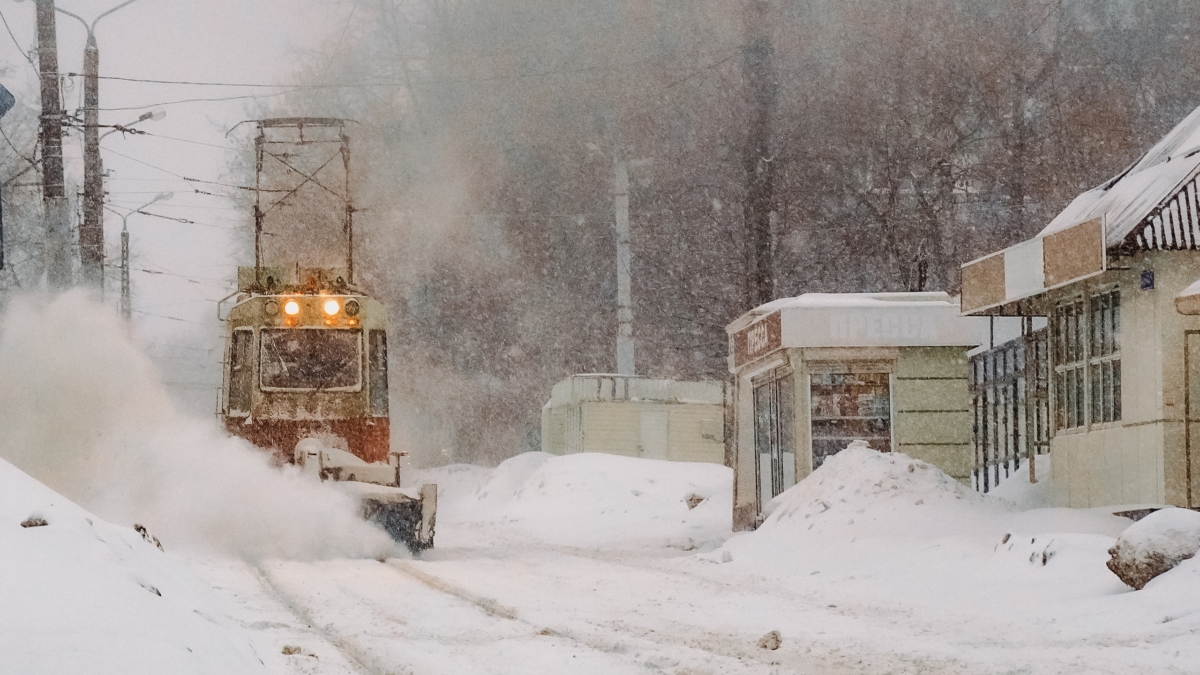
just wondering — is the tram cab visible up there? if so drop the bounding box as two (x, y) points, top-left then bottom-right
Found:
(221, 266), (393, 466)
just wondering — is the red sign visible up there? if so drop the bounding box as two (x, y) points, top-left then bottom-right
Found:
(733, 311), (782, 368)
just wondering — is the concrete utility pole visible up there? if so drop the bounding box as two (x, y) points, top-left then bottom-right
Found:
(0, 83), (14, 271)
(107, 191), (171, 325)
(80, 32), (101, 289)
(35, 0), (71, 291)
(614, 156), (635, 376)
(58, 0), (143, 292)
(119, 223), (128, 320)
(742, 0), (778, 309)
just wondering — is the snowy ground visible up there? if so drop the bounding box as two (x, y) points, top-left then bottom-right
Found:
(3, 300), (1199, 675)
(170, 451), (1199, 675)
(5, 436), (1200, 673)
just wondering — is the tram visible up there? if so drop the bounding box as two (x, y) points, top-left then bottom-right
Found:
(218, 118), (434, 551)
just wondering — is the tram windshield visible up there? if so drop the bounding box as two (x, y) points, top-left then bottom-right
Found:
(260, 328), (362, 390)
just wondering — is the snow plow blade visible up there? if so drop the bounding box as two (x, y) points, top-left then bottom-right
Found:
(352, 483), (437, 553)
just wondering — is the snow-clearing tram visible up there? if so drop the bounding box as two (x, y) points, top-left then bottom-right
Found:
(219, 268), (435, 551)
(218, 117), (435, 551)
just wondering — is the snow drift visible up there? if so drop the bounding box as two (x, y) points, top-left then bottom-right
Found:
(0, 292), (393, 559)
(412, 451), (732, 549)
(688, 445), (1200, 662)
(0, 457), (266, 674)
(758, 441), (999, 539)
(1107, 507), (1200, 589)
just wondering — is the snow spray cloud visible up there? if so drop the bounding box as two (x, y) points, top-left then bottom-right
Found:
(0, 292), (395, 560)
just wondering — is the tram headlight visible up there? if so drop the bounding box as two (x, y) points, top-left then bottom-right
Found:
(283, 300), (301, 316)
(264, 300), (279, 315)
(344, 299), (360, 317)
(323, 299), (340, 316)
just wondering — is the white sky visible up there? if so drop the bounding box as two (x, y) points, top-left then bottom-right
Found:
(0, 0), (354, 411)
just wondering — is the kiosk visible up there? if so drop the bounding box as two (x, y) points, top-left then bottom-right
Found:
(727, 293), (987, 529)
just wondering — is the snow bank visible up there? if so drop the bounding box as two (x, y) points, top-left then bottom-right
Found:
(758, 443), (999, 539)
(0, 292), (393, 560)
(404, 462), (493, 519)
(421, 451), (732, 549)
(0, 457), (265, 674)
(1107, 507), (1200, 589)
(987, 458), (1054, 509)
(708, 446), (1138, 624)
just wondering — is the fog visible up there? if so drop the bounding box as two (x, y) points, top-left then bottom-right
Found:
(260, 0), (1200, 465)
(4, 0), (1200, 469)
(0, 292), (395, 560)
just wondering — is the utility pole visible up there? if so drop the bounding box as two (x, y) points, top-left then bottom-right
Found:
(107, 191), (171, 325)
(120, 225), (129, 321)
(614, 156), (634, 376)
(0, 83), (13, 272)
(742, 0), (777, 309)
(35, 0), (71, 291)
(80, 33), (102, 290)
(57, 0), (144, 292)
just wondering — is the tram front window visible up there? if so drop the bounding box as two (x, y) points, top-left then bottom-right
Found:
(260, 328), (362, 390)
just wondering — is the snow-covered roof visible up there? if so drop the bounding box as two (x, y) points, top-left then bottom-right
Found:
(1039, 103), (1200, 247)
(752, 291), (957, 314)
(727, 292), (985, 361)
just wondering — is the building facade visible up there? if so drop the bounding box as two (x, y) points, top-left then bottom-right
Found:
(540, 374), (725, 464)
(962, 104), (1200, 510)
(726, 293), (986, 530)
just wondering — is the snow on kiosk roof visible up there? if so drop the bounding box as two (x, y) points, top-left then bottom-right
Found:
(962, 102), (1200, 315)
(727, 292), (985, 371)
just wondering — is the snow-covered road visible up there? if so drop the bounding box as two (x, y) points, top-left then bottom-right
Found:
(188, 451), (1200, 675)
(7, 422), (1200, 674)
(196, 535), (906, 675)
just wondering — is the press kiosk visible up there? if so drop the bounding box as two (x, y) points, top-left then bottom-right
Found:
(726, 293), (986, 530)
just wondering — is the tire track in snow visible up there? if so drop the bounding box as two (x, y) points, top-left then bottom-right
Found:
(260, 559), (661, 675)
(391, 548), (994, 675)
(252, 564), (401, 675)
(386, 558), (836, 675)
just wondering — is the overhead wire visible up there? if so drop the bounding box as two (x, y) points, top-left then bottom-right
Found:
(98, 87), (315, 112)
(135, 208), (239, 230)
(137, 257), (232, 285)
(0, 8), (32, 67)
(135, 268), (232, 288)
(105, 200), (242, 230)
(100, 145), (284, 192)
(85, 44), (742, 112)
(132, 309), (214, 326)
(68, 72), (395, 89)
(117, 130), (240, 151)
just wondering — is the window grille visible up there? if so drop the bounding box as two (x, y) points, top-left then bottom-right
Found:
(1052, 289), (1120, 430)
(1053, 296), (1087, 429)
(1089, 290), (1121, 424)
(970, 328), (1049, 492)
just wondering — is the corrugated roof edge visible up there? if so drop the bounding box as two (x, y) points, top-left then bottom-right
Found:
(1038, 102), (1200, 246)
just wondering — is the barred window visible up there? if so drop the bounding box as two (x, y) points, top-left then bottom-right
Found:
(1089, 290), (1121, 424)
(1053, 296), (1087, 429)
(1052, 289), (1120, 430)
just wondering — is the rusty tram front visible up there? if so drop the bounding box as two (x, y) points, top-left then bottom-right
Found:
(220, 280), (391, 465)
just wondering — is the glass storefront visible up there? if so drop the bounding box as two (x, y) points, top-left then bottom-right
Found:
(809, 371), (892, 469)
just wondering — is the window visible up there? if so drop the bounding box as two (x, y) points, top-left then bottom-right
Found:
(368, 330), (389, 416)
(809, 371), (891, 467)
(754, 368), (795, 506)
(226, 329), (254, 415)
(1053, 289), (1120, 429)
(260, 328), (362, 391)
(1090, 290), (1121, 424)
